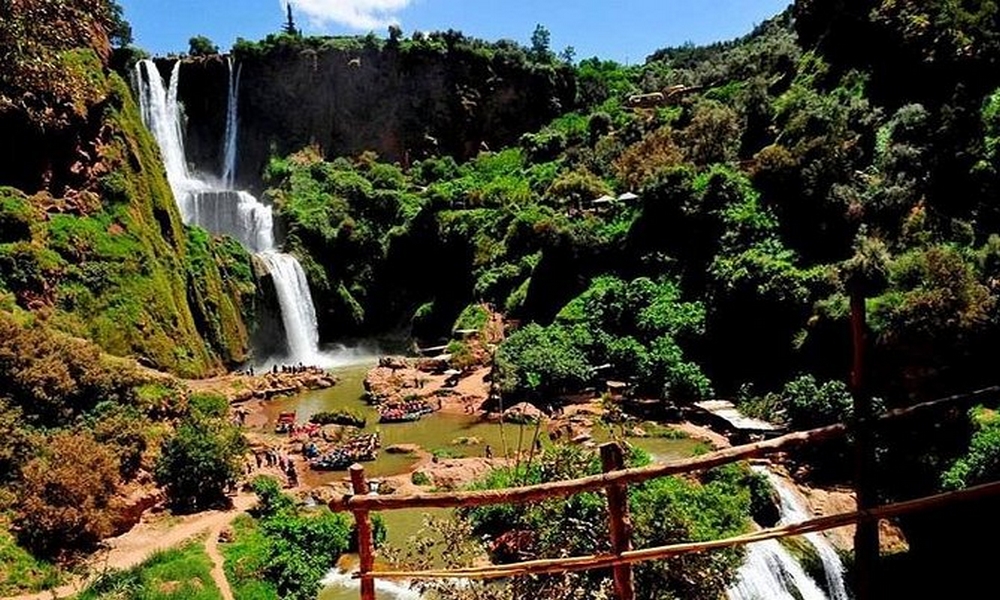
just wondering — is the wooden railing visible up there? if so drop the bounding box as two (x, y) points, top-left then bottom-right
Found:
(330, 385), (1000, 600)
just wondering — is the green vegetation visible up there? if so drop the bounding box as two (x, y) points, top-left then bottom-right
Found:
(222, 477), (354, 600)
(188, 35), (218, 56)
(154, 412), (247, 512)
(0, 529), (62, 595)
(310, 408), (367, 428)
(448, 446), (753, 600)
(78, 540), (222, 600)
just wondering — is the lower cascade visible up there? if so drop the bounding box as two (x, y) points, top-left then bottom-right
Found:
(727, 467), (850, 600)
(257, 251), (322, 364)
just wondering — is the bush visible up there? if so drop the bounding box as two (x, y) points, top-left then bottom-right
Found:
(154, 415), (246, 512)
(460, 446), (750, 600)
(411, 471), (432, 486)
(226, 483), (355, 600)
(309, 409), (366, 428)
(16, 432), (121, 557)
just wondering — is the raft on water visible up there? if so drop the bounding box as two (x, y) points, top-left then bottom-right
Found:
(309, 432), (381, 471)
(378, 399), (435, 423)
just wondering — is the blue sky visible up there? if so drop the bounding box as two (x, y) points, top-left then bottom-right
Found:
(120, 0), (792, 65)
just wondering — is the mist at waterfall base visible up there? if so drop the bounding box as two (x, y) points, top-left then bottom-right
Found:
(134, 58), (371, 369)
(726, 467), (850, 600)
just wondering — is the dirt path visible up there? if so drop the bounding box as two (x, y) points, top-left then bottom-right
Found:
(2, 493), (255, 600)
(205, 521), (235, 600)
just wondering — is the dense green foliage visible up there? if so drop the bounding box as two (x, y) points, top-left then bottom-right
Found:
(154, 411), (247, 512)
(942, 407), (1000, 491)
(458, 445), (752, 599)
(222, 477), (354, 600)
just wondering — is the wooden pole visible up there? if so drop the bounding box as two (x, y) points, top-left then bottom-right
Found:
(349, 464), (376, 600)
(850, 290), (878, 600)
(600, 442), (635, 600)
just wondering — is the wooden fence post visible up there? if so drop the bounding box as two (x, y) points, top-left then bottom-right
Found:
(600, 442), (635, 600)
(349, 464), (376, 600)
(850, 290), (878, 600)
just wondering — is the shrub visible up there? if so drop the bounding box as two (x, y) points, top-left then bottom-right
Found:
(310, 409), (367, 428)
(154, 415), (246, 512)
(16, 432), (121, 557)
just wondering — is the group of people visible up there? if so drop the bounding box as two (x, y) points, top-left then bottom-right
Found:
(247, 448), (299, 487)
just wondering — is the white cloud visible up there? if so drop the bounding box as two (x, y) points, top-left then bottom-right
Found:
(286, 0), (412, 30)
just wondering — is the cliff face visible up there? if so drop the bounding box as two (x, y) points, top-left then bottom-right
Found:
(172, 42), (577, 187)
(0, 15), (253, 376)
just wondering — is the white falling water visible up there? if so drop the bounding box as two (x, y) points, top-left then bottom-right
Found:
(135, 61), (206, 207)
(728, 539), (828, 600)
(758, 468), (851, 600)
(181, 190), (274, 253)
(727, 467), (852, 600)
(256, 252), (322, 364)
(134, 58), (325, 365)
(221, 56), (242, 189)
(321, 568), (423, 600)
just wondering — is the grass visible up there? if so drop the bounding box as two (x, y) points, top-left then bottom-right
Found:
(0, 527), (63, 595)
(220, 515), (280, 600)
(77, 538), (222, 600)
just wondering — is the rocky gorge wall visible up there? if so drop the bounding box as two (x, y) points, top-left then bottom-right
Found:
(0, 22), (254, 376)
(165, 40), (577, 188)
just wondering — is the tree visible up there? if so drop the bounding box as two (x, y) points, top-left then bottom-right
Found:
(16, 432), (121, 557)
(559, 45), (576, 64)
(154, 415), (246, 512)
(106, 0), (133, 47)
(496, 323), (591, 398)
(283, 2), (299, 36)
(188, 35), (219, 56)
(530, 24), (554, 63)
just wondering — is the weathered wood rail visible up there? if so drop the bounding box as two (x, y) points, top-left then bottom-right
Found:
(331, 385), (1000, 600)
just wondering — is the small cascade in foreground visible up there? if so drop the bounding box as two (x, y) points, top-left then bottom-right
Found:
(758, 467), (851, 600)
(728, 539), (828, 600)
(134, 57), (325, 365)
(727, 467), (851, 600)
(321, 568), (423, 600)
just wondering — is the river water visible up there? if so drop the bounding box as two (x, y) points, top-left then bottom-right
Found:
(259, 362), (702, 599)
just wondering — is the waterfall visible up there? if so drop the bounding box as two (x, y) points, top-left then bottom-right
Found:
(135, 60), (205, 208)
(758, 468), (851, 600)
(727, 467), (851, 600)
(321, 568), (423, 600)
(221, 56), (242, 189)
(257, 252), (321, 364)
(182, 190), (274, 253)
(728, 540), (828, 600)
(134, 58), (325, 365)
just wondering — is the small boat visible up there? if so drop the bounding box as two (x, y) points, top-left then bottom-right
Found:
(309, 432), (380, 471)
(378, 400), (434, 423)
(275, 411), (296, 434)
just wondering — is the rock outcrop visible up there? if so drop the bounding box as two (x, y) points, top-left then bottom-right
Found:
(165, 41), (576, 190)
